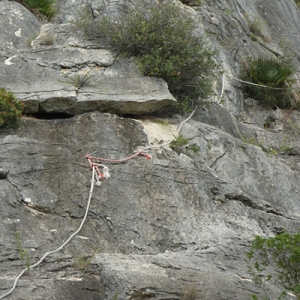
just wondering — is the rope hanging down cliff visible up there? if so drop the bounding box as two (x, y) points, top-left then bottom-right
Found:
(0, 151), (150, 299)
(0, 107), (198, 299)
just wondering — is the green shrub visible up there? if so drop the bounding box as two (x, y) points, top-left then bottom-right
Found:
(247, 231), (300, 299)
(16, 0), (57, 19)
(0, 88), (23, 129)
(241, 56), (299, 109)
(74, 0), (217, 108)
(170, 134), (189, 149)
(295, 0), (300, 7)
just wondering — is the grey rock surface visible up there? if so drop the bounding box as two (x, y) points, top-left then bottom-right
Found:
(1, 110), (300, 300)
(1, 0), (300, 300)
(0, 2), (175, 116)
(0, 1), (41, 58)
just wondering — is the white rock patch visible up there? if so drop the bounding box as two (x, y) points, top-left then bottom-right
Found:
(136, 118), (178, 150)
(14, 28), (21, 37)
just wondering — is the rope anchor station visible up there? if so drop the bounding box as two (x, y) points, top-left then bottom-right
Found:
(0, 107), (199, 299)
(85, 149), (151, 185)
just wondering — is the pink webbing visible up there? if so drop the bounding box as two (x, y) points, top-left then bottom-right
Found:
(85, 149), (151, 164)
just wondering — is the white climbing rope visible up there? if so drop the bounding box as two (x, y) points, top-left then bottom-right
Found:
(0, 95), (200, 300)
(225, 73), (286, 90)
(175, 105), (198, 136)
(0, 149), (152, 299)
(217, 71), (290, 104)
(0, 166), (98, 299)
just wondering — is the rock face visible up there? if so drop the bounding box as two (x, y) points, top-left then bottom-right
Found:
(0, 1), (175, 116)
(1, 1), (300, 300)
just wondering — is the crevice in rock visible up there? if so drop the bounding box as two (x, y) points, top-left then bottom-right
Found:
(48, 263), (72, 272)
(130, 288), (157, 299)
(224, 193), (295, 219)
(209, 150), (228, 168)
(29, 46), (59, 54)
(25, 204), (52, 214)
(29, 112), (74, 120)
(81, 287), (98, 292)
(0, 168), (9, 179)
(224, 193), (264, 210)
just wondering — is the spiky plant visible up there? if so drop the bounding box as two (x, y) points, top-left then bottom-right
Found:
(242, 56), (299, 109)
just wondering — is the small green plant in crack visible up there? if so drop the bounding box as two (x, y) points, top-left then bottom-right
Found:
(187, 144), (200, 153)
(278, 137), (294, 155)
(206, 141), (212, 149)
(241, 135), (263, 148)
(111, 292), (119, 300)
(219, 98), (226, 105)
(225, 8), (234, 16)
(279, 143), (294, 155)
(250, 33), (258, 42)
(72, 250), (96, 273)
(72, 255), (93, 272)
(263, 147), (278, 156)
(14, 231), (31, 270)
(59, 73), (94, 89)
(170, 134), (189, 149)
(244, 15), (266, 40)
(263, 116), (275, 129)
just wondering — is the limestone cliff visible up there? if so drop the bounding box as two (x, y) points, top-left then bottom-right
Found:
(1, 1), (300, 299)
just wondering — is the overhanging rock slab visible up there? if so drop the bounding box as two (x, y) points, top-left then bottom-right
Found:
(1, 47), (175, 115)
(67, 77), (176, 115)
(0, 9), (175, 116)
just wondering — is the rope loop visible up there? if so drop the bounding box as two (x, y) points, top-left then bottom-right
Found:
(85, 149), (151, 164)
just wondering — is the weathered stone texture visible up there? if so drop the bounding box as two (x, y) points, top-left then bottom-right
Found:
(1, 0), (300, 299)
(0, 1), (175, 116)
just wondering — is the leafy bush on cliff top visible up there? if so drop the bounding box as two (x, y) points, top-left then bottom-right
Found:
(74, 0), (217, 108)
(0, 88), (23, 129)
